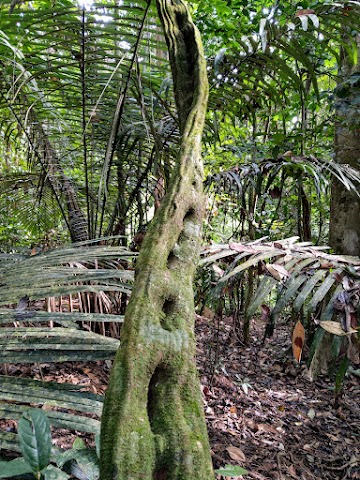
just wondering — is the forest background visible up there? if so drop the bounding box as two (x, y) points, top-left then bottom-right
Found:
(0, 0), (359, 479)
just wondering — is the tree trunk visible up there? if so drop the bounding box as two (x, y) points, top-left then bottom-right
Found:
(100, 1), (213, 479)
(37, 124), (89, 243)
(329, 35), (360, 255)
(313, 35), (360, 381)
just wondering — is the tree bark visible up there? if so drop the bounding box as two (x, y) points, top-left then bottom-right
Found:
(100, 1), (213, 479)
(329, 35), (360, 255)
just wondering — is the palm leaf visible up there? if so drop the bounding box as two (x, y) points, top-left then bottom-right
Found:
(0, 241), (133, 456)
(0, 243), (135, 305)
(0, 0), (174, 238)
(201, 237), (360, 328)
(0, 375), (104, 448)
(0, 327), (119, 363)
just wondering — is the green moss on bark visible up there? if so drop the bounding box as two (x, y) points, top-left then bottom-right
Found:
(100, 1), (213, 478)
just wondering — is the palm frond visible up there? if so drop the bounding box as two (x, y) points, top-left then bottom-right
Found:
(201, 237), (360, 331)
(0, 327), (119, 362)
(0, 240), (136, 456)
(0, 0), (175, 239)
(0, 242), (135, 305)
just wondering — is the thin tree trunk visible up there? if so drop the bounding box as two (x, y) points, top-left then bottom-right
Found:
(37, 125), (89, 242)
(100, 1), (213, 479)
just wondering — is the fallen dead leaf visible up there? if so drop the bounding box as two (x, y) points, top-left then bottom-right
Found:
(320, 321), (358, 336)
(226, 446), (247, 463)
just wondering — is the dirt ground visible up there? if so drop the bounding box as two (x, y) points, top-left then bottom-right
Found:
(1, 314), (359, 479)
(196, 315), (360, 480)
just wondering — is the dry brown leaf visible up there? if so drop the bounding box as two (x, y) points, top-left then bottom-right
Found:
(295, 9), (315, 16)
(292, 320), (305, 363)
(287, 465), (297, 478)
(266, 264), (289, 281)
(320, 261), (335, 269)
(212, 264), (224, 278)
(319, 321), (358, 336)
(260, 304), (271, 322)
(347, 336), (360, 364)
(213, 375), (237, 391)
(226, 446), (247, 462)
(229, 243), (256, 254)
(256, 423), (278, 434)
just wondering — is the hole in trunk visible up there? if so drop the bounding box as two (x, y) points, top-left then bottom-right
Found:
(167, 251), (177, 268)
(161, 298), (176, 331)
(147, 365), (165, 431)
(162, 298), (176, 315)
(147, 367), (170, 478)
(184, 207), (196, 222)
(166, 208), (197, 270)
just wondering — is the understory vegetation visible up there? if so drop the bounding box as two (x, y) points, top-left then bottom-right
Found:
(0, 0), (359, 478)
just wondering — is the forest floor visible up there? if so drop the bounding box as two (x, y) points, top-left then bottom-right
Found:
(1, 313), (359, 480)
(196, 314), (360, 480)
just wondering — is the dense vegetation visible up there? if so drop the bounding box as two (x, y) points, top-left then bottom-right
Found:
(0, 0), (359, 478)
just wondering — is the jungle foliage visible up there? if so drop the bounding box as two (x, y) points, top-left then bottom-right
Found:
(0, 0), (359, 478)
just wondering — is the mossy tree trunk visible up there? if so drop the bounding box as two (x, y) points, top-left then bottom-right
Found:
(314, 36), (360, 380)
(329, 35), (360, 255)
(100, 1), (213, 479)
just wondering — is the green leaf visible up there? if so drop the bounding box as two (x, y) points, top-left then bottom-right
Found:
(246, 275), (277, 319)
(292, 269), (327, 312)
(220, 249), (280, 283)
(0, 458), (33, 478)
(72, 438), (86, 450)
(72, 449), (99, 480)
(43, 464), (71, 480)
(271, 274), (308, 319)
(95, 433), (100, 459)
(0, 327), (119, 364)
(56, 448), (99, 480)
(335, 357), (350, 395)
(308, 327), (325, 366)
(215, 464), (248, 476)
(18, 409), (52, 474)
(307, 269), (341, 313)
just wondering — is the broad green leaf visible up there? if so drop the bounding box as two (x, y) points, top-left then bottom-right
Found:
(215, 464), (248, 476)
(43, 464), (70, 480)
(73, 438), (86, 450)
(70, 449), (99, 480)
(56, 448), (99, 480)
(0, 458), (33, 478)
(18, 409), (52, 474)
